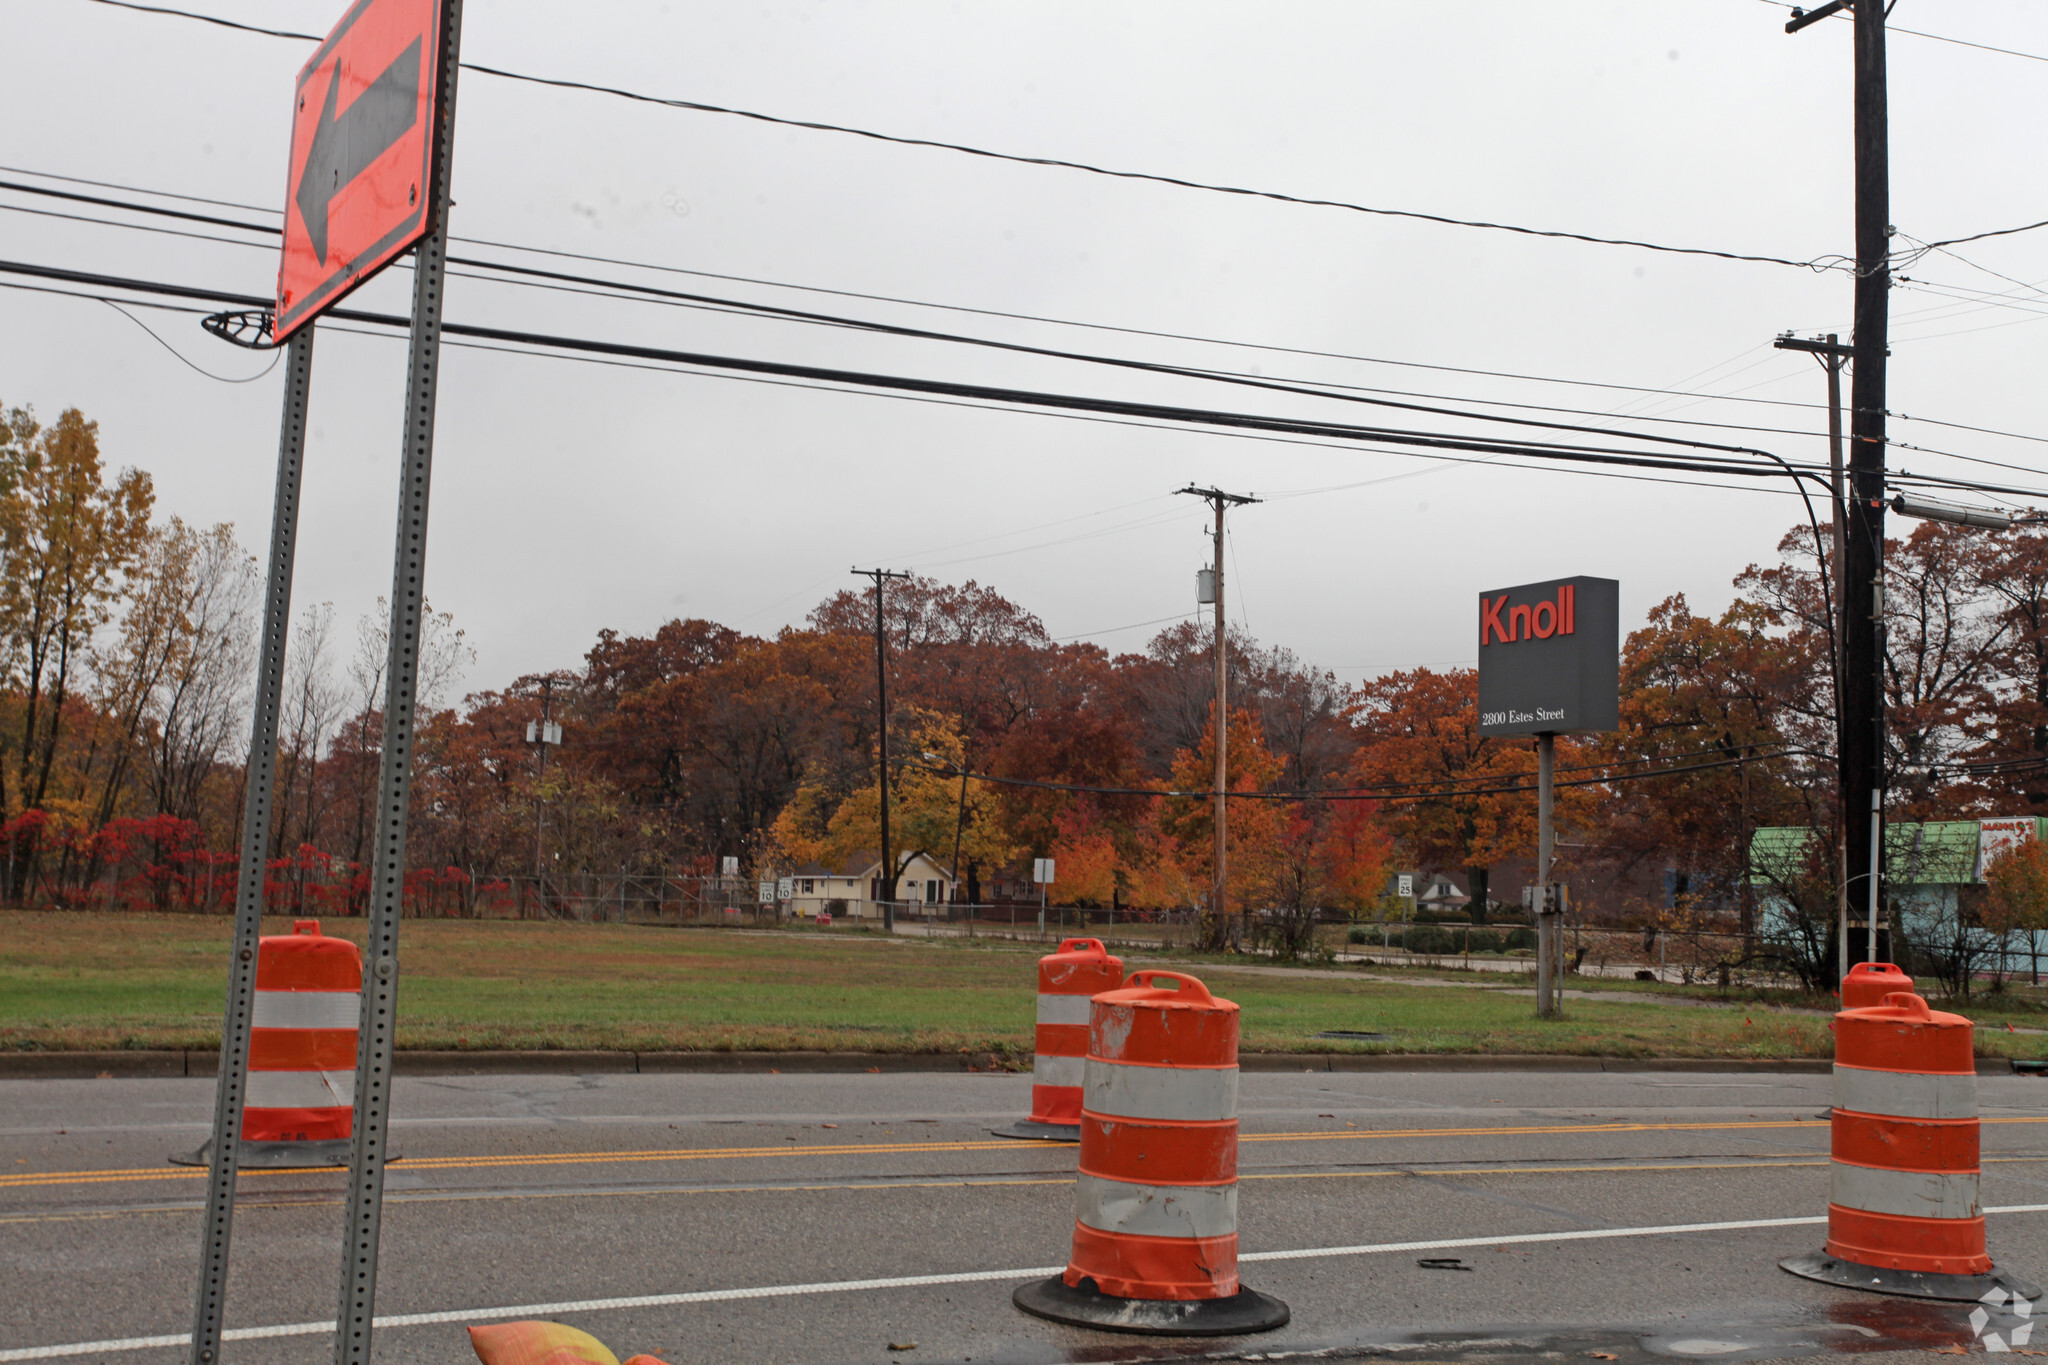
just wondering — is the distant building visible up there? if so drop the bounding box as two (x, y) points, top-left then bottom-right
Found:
(1749, 815), (2045, 953)
(782, 850), (957, 919)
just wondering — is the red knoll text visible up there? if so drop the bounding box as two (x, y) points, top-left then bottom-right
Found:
(1481, 583), (1576, 646)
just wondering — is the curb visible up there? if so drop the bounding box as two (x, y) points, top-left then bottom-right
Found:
(1, 1050), (2021, 1080)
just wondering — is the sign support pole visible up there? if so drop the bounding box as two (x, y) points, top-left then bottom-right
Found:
(1535, 732), (1557, 1019)
(335, 4), (462, 1361)
(186, 326), (316, 1365)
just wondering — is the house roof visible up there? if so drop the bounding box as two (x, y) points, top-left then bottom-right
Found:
(789, 850), (955, 880)
(1749, 818), (2040, 887)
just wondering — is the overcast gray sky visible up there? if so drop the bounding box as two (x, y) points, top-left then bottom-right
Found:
(3, 0), (2044, 698)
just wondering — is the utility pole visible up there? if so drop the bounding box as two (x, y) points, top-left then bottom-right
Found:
(853, 567), (911, 933)
(527, 676), (561, 907)
(1788, 0), (1890, 964)
(1177, 485), (1260, 950)
(1774, 329), (1854, 980)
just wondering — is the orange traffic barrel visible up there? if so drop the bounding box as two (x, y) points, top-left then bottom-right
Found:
(172, 920), (372, 1170)
(1840, 961), (1913, 1009)
(1781, 990), (2038, 1301)
(1013, 969), (1288, 1335)
(993, 937), (1123, 1142)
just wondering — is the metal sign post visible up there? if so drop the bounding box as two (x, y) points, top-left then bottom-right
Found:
(1475, 575), (1618, 1021)
(334, 2), (463, 1361)
(186, 327), (316, 1365)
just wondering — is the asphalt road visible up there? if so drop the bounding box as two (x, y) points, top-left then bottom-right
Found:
(5, 1068), (2048, 1364)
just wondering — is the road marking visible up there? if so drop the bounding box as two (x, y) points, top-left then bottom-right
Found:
(3, 1114), (2038, 1193)
(0, 1118), (1839, 1190)
(8, 1203), (2048, 1362)
(11, 1155), (2048, 1227)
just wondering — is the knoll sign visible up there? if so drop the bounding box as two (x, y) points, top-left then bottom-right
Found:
(1476, 575), (1619, 737)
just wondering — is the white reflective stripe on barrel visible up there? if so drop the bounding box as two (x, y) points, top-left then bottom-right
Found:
(1036, 994), (1094, 1027)
(246, 1068), (355, 1110)
(1833, 1064), (1978, 1121)
(1830, 1160), (1981, 1220)
(1034, 1053), (1085, 1088)
(1083, 1058), (1237, 1121)
(252, 990), (360, 1030)
(1074, 1172), (1237, 1239)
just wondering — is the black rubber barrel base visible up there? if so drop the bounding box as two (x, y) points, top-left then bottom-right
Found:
(1012, 1274), (1290, 1336)
(991, 1120), (1080, 1142)
(1780, 1249), (2042, 1303)
(169, 1137), (374, 1169)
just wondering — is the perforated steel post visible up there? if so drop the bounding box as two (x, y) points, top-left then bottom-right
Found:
(187, 325), (316, 1365)
(334, 3), (462, 1361)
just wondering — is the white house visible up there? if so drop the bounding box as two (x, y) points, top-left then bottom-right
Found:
(783, 850), (957, 919)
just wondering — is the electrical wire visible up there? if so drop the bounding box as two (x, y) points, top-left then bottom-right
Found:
(0, 275), (1876, 512)
(1, 181), (1861, 446)
(100, 299), (282, 382)
(18, 162), (2048, 457)
(13, 260), (2043, 513)
(0, 177), (1837, 470)
(1050, 611), (1197, 645)
(912, 748), (1801, 805)
(80, 0), (1840, 271)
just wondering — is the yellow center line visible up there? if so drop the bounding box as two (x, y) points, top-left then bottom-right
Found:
(10, 1155), (2048, 1227)
(5, 1116), (2043, 1192)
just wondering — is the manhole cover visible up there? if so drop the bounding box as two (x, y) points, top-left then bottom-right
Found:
(1314, 1030), (1389, 1040)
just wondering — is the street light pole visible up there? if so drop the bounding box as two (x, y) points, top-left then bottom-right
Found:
(1177, 484), (1259, 951)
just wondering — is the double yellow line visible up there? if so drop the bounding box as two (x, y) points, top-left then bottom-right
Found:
(11, 1114), (2043, 1193)
(0, 1116), (1859, 1192)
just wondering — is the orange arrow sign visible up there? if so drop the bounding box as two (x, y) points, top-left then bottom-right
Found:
(275, 0), (443, 343)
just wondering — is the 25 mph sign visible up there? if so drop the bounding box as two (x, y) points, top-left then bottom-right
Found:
(274, 0), (446, 342)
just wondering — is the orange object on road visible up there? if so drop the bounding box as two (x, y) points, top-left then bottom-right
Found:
(1839, 961), (1914, 1009)
(992, 937), (1122, 1142)
(1013, 969), (1287, 1335)
(1780, 990), (2038, 1302)
(245, 919), (360, 1143)
(170, 919), (369, 1170)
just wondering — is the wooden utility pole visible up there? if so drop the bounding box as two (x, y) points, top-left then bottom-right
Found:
(1774, 329), (1853, 980)
(853, 567), (911, 933)
(1177, 485), (1259, 949)
(1786, 0), (1891, 964)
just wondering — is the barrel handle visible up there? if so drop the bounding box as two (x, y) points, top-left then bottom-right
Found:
(1058, 937), (1107, 956)
(1120, 970), (1212, 1002)
(1880, 991), (1932, 1019)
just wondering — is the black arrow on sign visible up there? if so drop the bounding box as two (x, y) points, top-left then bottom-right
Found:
(294, 35), (423, 265)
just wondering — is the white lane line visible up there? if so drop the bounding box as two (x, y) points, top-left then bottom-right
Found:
(8, 1204), (2047, 1362)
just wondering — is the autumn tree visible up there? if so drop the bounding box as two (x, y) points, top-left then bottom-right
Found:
(1349, 667), (1542, 922)
(1161, 705), (1285, 943)
(1982, 834), (2048, 987)
(0, 406), (153, 892)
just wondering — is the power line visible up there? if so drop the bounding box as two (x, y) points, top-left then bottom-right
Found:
(0, 267), (1906, 507)
(20, 257), (2048, 512)
(82, 0), (1839, 271)
(20, 162), (2048, 459)
(0, 180), (1830, 471)
(913, 748), (1801, 805)
(2, 179), (1855, 444)
(0, 166), (1918, 425)
(99, 299), (281, 383)
(1756, 0), (2048, 64)
(22, 254), (2048, 510)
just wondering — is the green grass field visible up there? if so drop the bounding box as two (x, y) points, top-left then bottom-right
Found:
(2, 912), (2040, 1059)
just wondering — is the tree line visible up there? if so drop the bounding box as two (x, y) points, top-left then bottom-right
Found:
(8, 400), (2048, 977)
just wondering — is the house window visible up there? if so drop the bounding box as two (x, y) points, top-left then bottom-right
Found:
(925, 881), (942, 903)
(802, 879), (814, 895)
